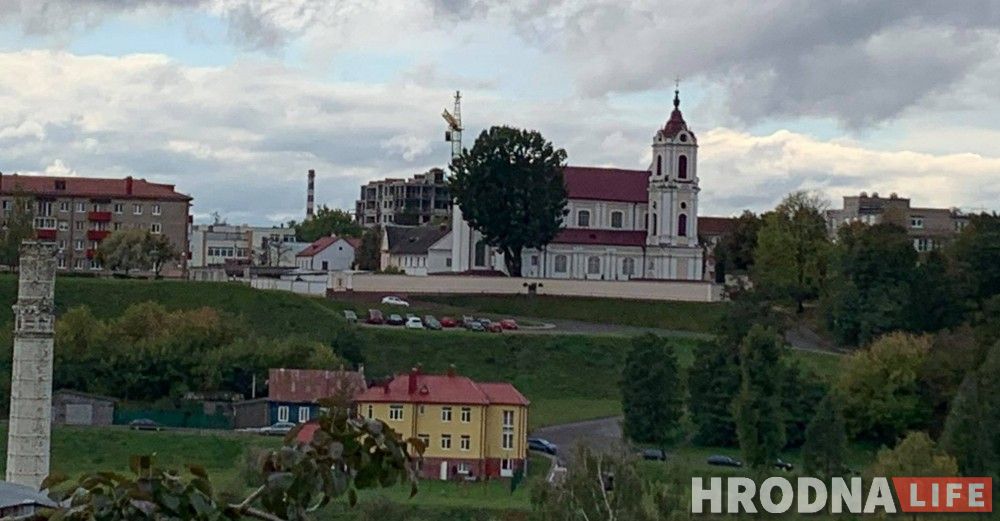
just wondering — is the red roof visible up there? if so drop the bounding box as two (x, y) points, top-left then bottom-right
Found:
(344, 237), (362, 249)
(268, 368), (366, 403)
(296, 422), (320, 444)
(296, 236), (336, 257)
(661, 91), (697, 143)
(551, 228), (647, 247)
(698, 217), (736, 237)
(355, 370), (529, 407)
(563, 167), (648, 203)
(0, 174), (191, 201)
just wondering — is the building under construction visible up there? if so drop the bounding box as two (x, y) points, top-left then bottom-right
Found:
(354, 168), (451, 227)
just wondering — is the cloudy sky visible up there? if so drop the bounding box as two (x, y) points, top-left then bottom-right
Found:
(1, 0), (999, 224)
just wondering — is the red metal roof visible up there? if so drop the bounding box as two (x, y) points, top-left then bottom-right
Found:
(0, 174), (191, 201)
(268, 368), (366, 403)
(698, 216), (736, 237)
(355, 370), (528, 406)
(551, 228), (647, 247)
(563, 166), (648, 203)
(296, 236), (337, 257)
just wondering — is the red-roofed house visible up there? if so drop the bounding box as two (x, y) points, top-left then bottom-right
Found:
(295, 236), (358, 271)
(355, 367), (529, 480)
(232, 368), (366, 429)
(0, 173), (192, 276)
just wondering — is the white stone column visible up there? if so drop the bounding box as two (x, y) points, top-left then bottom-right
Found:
(6, 241), (57, 490)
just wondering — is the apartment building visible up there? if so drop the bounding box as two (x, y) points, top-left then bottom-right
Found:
(0, 173), (191, 275)
(355, 168), (451, 227)
(355, 368), (529, 481)
(826, 192), (969, 252)
(189, 224), (308, 268)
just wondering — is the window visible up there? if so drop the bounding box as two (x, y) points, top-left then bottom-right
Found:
(113, 203), (124, 214)
(114, 222), (122, 231)
(955, 220), (968, 232)
(34, 217), (56, 229)
(623, 258), (636, 276)
(133, 203), (143, 215)
(502, 432), (514, 450)
(75, 202), (85, 213)
(677, 213), (688, 237)
(150, 223), (161, 234)
(457, 462), (471, 475)
(38, 201), (52, 217)
(460, 407), (471, 423)
(914, 238), (932, 252)
(502, 410), (514, 427)
(656, 155), (662, 176)
(587, 256), (600, 275)
(277, 406), (289, 423)
(75, 221), (84, 231)
(389, 405), (404, 421)
(678, 155), (688, 179)
(152, 204), (161, 215)
(58, 220), (68, 231)
(57, 257), (66, 269)
(59, 202), (69, 212)
(460, 435), (471, 451)
(57, 240), (66, 250)
(441, 407), (452, 422)
(74, 240), (84, 251)
(321, 260), (329, 270)
(910, 216), (924, 229)
(554, 255), (568, 273)
(441, 434), (452, 450)
(1, 200), (9, 210)
(610, 211), (624, 229)
(367, 405), (373, 419)
(298, 407), (310, 423)
(74, 258), (85, 269)
(474, 241), (487, 267)
(577, 210), (591, 227)
(445, 257), (452, 268)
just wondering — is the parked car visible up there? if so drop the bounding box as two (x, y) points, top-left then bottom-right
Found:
(424, 315), (442, 330)
(128, 418), (163, 431)
(259, 421), (296, 436)
(639, 448), (668, 461)
(478, 318), (493, 328)
(342, 310), (358, 323)
(707, 455), (743, 468)
(387, 314), (405, 326)
(486, 322), (503, 333)
(366, 309), (384, 325)
(465, 320), (485, 332)
(500, 319), (519, 330)
(381, 296), (409, 307)
(461, 315), (476, 327)
(440, 316), (458, 328)
(774, 459), (794, 471)
(528, 438), (558, 456)
(405, 316), (424, 329)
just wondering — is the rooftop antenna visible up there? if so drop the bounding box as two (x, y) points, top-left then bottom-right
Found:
(442, 90), (463, 161)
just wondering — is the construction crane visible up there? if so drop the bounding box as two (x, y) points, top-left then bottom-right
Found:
(442, 90), (462, 160)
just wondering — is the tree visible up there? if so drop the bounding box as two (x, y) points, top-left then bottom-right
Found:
(867, 431), (958, 481)
(949, 213), (1000, 304)
(779, 361), (827, 448)
(450, 126), (568, 276)
(802, 392), (848, 478)
(712, 210), (762, 281)
(531, 446), (654, 521)
(258, 236), (294, 267)
(918, 326), (985, 438)
(0, 190), (35, 267)
(752, 191), (829, 312)
(292, 206), (362, 243)
(356, 226), (382, 271)
(941, 341), (1000, 488)
(147, 231), (179, 277)
(40, 407), (420, 520)
(822, 222), (918, 346)
(907, 249), (964, 333)
(836, 332), (930, 444)
(97, 229), (178, 276)
(733, 325), (787, 467)
(620, 334), (684, 450)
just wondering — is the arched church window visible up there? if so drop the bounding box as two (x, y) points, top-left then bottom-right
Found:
(577, 210), (591, 227)
(622, 258), (635, 276)
(587, 256), (601, 274)
(677, 213), (688, 237)
(651, 213), (657, 235)
(474, 240), (487, 267)
(656, 155), (662, 176)
(554, 255), (568, 273)
(678, 155), (688, 179)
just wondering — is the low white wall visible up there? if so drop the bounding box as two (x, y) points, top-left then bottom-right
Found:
(250, 277), (327, 296)
(330, 273), (721, 302)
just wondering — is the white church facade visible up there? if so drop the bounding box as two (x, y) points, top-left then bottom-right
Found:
(442, 91), (704, 281)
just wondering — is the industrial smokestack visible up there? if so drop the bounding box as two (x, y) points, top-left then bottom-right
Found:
(6, 241), (57, 490)
(306, 169), (316, 219)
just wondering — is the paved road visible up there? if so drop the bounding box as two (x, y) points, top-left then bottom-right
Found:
(531, 416), (625, 462)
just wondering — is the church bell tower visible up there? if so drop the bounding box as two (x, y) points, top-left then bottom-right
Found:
(647, 88), (699, 248)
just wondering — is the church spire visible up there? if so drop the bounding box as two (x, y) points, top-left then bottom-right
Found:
(673, 78), (681, 109)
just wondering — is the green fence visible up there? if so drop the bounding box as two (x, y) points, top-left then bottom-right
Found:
(114, 408), (232, 430)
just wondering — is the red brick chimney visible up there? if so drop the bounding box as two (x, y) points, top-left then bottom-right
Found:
(408, 367), (420, 394)
(125, 176), (134, 195)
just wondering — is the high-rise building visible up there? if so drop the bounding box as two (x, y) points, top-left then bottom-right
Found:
(355, 168), (451, 227)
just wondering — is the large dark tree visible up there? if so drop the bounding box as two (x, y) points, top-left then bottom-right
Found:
(802, 392), (848, 479)
(291, 206), (362, 243)
(356, 225), (382, 271)
(712, 210), (762, 281)
(449, 126), (568, 276)
(950, 213), (1000, 304)
(733, 324), (787, 468)
(942, 341), (1000, 490)
(620, 334), (684, 450)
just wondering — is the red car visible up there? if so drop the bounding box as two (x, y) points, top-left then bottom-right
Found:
(500, 319), (519, 330)
(367, 309), (384, 325)
(486, 322), (503, 333)
(440, 316), (458, 328)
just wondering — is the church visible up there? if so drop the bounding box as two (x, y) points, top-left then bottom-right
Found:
(381, 91), (727, 281)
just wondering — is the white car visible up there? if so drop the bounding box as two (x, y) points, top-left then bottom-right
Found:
(381, 296), (409, 307)
(405, 316), (424, 329)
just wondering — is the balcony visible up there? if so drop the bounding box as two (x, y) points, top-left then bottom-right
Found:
(85, 249), (96, 259)
(87, 230), (111, 241)
(35, 229), (57, 240)
(88, 211), (112, 222)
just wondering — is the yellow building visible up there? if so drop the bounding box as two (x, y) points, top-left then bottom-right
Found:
(355, 368), (529, 480)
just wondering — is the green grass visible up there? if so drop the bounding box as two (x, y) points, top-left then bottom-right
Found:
(414, 294), (728, 333)
(529, 399), (621, 430)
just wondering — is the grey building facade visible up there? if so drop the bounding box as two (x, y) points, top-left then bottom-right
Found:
(826, 192), (969, 252)
(356, 168), (450, 227)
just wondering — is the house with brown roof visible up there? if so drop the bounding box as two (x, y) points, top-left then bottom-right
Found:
(295, 235), (360, 271)
(232, 368), (366, 429)
(355, 367), (529, 481)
